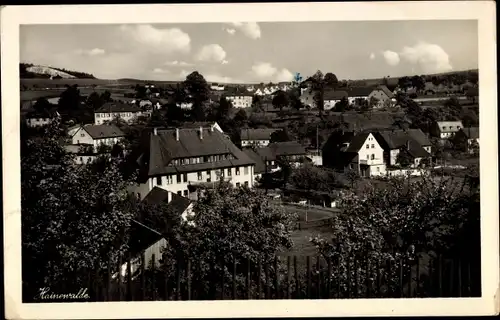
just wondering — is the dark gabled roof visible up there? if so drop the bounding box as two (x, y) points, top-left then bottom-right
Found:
(375, 129), (431, 149)
(375, 85), (395, 98)
(344, 132), (370, 153)
(139, 127), (256, 178)
(128, 220), (164, 258)
(143, 187), (191, 215)
(96, 102), (142, 113)
(81, 124), (126, 139)
(240, 128), (279, 141)
(242, 148), (266, 174)
(324, 90), (348, 100)
(406, 141), (431, 158)
(268, 141), (307, 156)
(461, 127), (479, 139)
(346, 86), (375, 97)
(182, 121), (219, 129)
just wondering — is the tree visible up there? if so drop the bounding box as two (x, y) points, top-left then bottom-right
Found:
(33, 97), (53, 112)
(396, 146), (413, 167)
(135, 85), (147, 99)
(184, 71), (210, 121)
(270, 128), (292, 143)
(272, 90), (289, 111)
(86, 92), (105, 111)
(334, 97), (349, 112)
(251, 95), (263, 111)
(311, 173), (478, 296)
(165, 103), (185, 126)
(411, 75), (426, 93)
(156, 183), (297, 299)
(398, 76), (412, 91)
(290, 164), (345, 191)
(324, 73), (339, 88)
(215, 96), (233, 122)
(444, 97), (462, 118)
(21, 120), (136, 300)
(311, 70), (325, 112)
(233, 109), (248, 125)
(344, 169), (360, 190)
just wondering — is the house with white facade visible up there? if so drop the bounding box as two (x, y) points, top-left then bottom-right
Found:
(240, 128), (279, 147)
(300, 88), (316, 108)
(25, 109), (60, 128)
(368, 85), (395, 108)
(453, 127), (479, 153)
(345, 87), (374, 105)
(324, 90), (348, 110)
(133, 126), (256, 200)
(94, 102), (145, 125)
(340, 132), (387, 177)
(254, 88), (265, 96)
(225, 93), (253, 108)
(252, 141), (308, 170)
(115, 187), (193, 279)
(71, 124), (126, 152)
(431, 120), (464, 139)
(374, 129), (432, 168)
(210, 83), (225, 91)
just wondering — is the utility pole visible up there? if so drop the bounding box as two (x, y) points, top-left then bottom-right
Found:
(264, 156), (268, 195)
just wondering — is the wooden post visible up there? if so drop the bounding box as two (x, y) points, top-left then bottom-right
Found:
(287, 256), (291, 299)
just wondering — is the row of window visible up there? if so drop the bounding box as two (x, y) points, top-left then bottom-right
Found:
(96, 112), (136, 118)
(442, 125), (461, 130)
(366, 154), (376, 160)
(170, 153), (235, 166)
(366, 143), (376, 149)
(156, 166), (251, 186)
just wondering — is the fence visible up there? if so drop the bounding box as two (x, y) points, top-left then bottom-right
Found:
(77, 253), (480, 302)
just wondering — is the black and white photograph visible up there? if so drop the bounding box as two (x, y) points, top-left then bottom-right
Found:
(2, 2), (498, 319)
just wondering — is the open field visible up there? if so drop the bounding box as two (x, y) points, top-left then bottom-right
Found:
(274, 201), (340, 222)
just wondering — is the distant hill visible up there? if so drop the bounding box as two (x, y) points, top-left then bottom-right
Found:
(20, 63), (96, 79)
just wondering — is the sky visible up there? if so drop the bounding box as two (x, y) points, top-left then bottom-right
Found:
(20, 20), (478, 83)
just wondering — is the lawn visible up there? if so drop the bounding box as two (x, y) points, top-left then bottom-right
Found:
(280, 225), (334, 257)
(270, 200), (340, 222)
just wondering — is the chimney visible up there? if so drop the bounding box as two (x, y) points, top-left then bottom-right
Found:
(175, 128), (180, 141)
(153, 127), (158, 136)
(199, 126), (203, 140)
(211, 125), (214, 132)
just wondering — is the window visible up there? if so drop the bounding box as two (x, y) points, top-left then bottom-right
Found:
(183, 190), (188, 197)
(236, 182), (241, 187)
(235, 167), (240, 175)
(80, 157), (83, 162)
(367, 155), (369, 160)
(207, 177), (211, 182)
(227, 168), (232, 176)
(203, 156), (209, 163)
(442, 126), (446, 130)
(166, 175), (173, 184)
(244, 181), (249, 187)
(371, 144), (374, 148)
(177, 191), (182, 196)
(244, 166), (249, 175)
(81, 133), (85, 137)
(77, 140), (80, 144)
(177, 174), (182, 183)
(366, 144), (369, 149)
(183, 173), (188, 182)
(198, 172), (203, 181)
(137, 193), (141, 200)
(377, 167), (380, 172)
(156, 176), (162, 185)
(206, 170), (211, 176)
(371, 154), (375, 160)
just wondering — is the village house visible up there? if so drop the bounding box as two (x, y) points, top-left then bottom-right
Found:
(453, 127), (479, 153)
(115, 187), (193, 279)
(133, 126), (257, 200)
(25, 109), (60, 128)
(139, 99), (153, 110)
(323, 90), (348, 110)
(240, 128), (280, 147)
(368, 85), (395, 108)
(210, 83), (225, 91)
(71, 124), (126, 152)
(225, 93), (253, 108)
(241, 148), (269, 183)
(64, 144), (98, 165)
(345, 87), (374, 105)
(374, 129), (432, 168)
(94, 102), (145, 125)
(300, 88), (315, 108)
(431, 120), (464, 139)
(253, 141), (308, 169)
(337, 132), (387, 177)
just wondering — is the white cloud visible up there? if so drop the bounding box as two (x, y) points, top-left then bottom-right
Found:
(221, 60), (229, 65)
(75, 48), (106, 56)
(383, 50), (400, 66)
(229, 22), (261, 39)
(153, 68), (169, 74)
(369, 52), (376, 60)
(275, 68), (294, 82)
(196, 44), (227, 63)
(179, 70), (190, 78)
(205, 74), (235, 83)
(164, 60), (193, 67)
(252, 62), (277, 79)
(251, 62), (294, 82)
(225, 28), (236, 35)
(400, 42), (453, 73)
(120, 24), (190, 54)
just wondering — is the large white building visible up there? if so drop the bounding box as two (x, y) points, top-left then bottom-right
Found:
(240, 128), (279, 147)
(25, 109), (60, 128)
(432, 120), (464, 139)
(133, 126), (256, 200)
(94, 102), (146, 125)
(225, 93), (253, 108)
